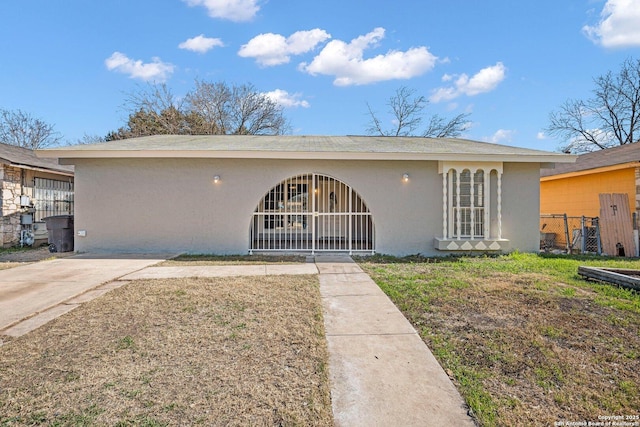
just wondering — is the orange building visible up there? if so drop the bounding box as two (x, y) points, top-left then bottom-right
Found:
(540, 144), (640, 219)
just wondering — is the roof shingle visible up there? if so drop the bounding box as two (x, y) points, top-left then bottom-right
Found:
(37, 135), (574, 164)
(540, 143), (640, 177)
(0, 142), (73, 174)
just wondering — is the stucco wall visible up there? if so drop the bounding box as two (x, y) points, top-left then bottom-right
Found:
(72, 157), (541, 256)
(501, 162), (542, 253)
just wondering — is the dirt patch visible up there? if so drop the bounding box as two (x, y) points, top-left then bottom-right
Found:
(0, 275), (333, 426)
(0, 246), (73, 266)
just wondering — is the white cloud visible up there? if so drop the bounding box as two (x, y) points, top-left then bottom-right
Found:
(583, 0), (640, 48)
(104, 52), (175, 82)
(537, 131), (546, 140)
(182, 0), (259, 22)
(263, 89), (310, 108)
(486, 129), (514, 144)
(299, 27), (438, 86)
(238, 29), (331, 67)
(179, 34), (224, 53)
(430, 62), (506, 102)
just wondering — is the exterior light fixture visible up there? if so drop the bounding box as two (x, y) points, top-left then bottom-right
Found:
(402, 173), (410, 182)
(213, 175), (221, 183)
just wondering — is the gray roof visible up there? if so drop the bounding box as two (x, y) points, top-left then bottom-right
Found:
(541, 143), (640, 177)
(0, 142), (74, 174)
(38, 135), (575, 164)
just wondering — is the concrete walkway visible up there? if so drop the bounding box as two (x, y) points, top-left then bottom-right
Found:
(0, 254), (475, 426)
(315, 255), (475, 427)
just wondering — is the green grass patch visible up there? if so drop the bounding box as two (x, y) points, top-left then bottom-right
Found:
(357, 252), (640, 427)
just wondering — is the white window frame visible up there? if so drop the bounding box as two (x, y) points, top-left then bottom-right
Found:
(437, 162), (505, 250)
(449, 169), (486, 238)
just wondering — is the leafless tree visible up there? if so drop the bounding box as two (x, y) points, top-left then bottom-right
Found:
(108, 83), (193, 140)
(547, 57), (640, 153)
(75, 134), (106, 145)
(0, 109), (62, 149)
(186, 80), (289, 135)
(109, 81), (290, 140)
(366, 86), (470, 138)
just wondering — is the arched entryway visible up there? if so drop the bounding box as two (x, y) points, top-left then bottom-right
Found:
(249, 173), (375, 254)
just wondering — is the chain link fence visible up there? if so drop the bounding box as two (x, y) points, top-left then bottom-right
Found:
(540, 214), (602, 254)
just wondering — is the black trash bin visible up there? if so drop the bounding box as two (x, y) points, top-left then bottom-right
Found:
(43, 215), (74, 253)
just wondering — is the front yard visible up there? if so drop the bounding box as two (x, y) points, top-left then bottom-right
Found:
(2, 249), (639, 426)
(357, 253), (640, 427)
(0, 275), (332, 426)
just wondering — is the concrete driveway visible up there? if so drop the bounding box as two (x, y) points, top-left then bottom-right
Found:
(0, 254), (168, 334)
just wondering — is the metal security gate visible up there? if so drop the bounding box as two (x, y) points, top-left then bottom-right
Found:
(250, 174), (374, 254)
(33, 177), (74, 221)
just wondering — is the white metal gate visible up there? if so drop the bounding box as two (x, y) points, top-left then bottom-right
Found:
(249, 174), (374, 254)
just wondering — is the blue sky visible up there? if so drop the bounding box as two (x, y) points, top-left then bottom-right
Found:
(1, 0), (640, 151)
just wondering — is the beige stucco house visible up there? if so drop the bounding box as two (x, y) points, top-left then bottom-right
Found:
(38, 135), (573, 256)
(1, 142), (74, 247)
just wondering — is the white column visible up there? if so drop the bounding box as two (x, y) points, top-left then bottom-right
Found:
(442, 171), (448, 239)
(470, 170), (475, 239)
(484, 170), (490, 238)
(497, 172), (502, 239)
(455, 169), (461, 240)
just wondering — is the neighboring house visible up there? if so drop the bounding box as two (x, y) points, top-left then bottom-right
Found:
(540, 143), (640, 219)
(0, 142), (74, 247)
(38, 135), (573, 256)
(540, 144), (640, 256)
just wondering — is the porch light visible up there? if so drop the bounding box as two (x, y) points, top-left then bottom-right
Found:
(402, 173), (410, 182)
(213, 175), (221, 183)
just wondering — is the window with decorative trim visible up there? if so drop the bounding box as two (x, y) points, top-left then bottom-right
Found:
(435, 161), (509, 251)
(451, 169), (485, 238)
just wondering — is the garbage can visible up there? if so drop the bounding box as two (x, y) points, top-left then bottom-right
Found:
(43, 215), (74, 253)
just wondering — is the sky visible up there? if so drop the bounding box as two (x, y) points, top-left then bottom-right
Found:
(1, 0), (640, 152)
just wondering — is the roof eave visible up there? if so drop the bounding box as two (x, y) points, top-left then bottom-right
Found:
(38, 149), (576, 164)
(541, 161), (639, 181)
(1, 158), (74, 176)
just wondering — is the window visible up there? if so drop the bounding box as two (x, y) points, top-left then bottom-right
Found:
(33, 177), (74, 222)
(451, 169), (485, 238)
(436, 161), (508, 251)
(261, 181), (308, 230)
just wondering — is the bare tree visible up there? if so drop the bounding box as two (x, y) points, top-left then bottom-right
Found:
(366, 86), (470, 138)
(0, 109), (62, 149)
(108, 83), (193, 140)
(186, 80), (289, 135)
(75, 134), (106, 145)
(109, 80), (290, 140)
(547, 57), (640, 153)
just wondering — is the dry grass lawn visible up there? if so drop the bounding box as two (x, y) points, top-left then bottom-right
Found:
(0, 275), (333, 426)
(358, 253), (640, 427)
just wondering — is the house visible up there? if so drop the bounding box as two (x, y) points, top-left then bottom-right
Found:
(540, 143), (640, 256)
(541, 143), (640, 219)
(37, 135), (573, 256)
(1, 142), (74, 247)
